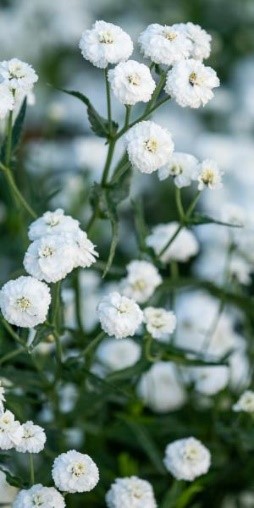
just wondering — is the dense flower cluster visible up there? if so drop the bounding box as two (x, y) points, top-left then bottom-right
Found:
(0, 58), (37, 119)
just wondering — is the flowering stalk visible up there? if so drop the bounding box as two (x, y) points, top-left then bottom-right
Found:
(29, 453), (35, 486)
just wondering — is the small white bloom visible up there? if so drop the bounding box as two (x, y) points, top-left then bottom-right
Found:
(229, 256), (252, 286)
(106, 476), (157, 508)
(137, 362), (186, 413)
(144, 307), (176, 342)
(97, 338), (141, 372)
(121, 260), (162, 303)
(108, 60), (156, 105)
(184, 366), (229, 395)
(164, 437), (211, 481)
(13, 484), (65, 508)
(196, 159), (223, 190)
(16, 421), (46, 453)
(0, 58), (38, 95)
(28, 209), (80, 241)
(158, 152), (199, 188)
(0, 82), (14, 119)
(0, 471), (18, 505)
(79, 20), (133, 69)
(146, 222), (199, 263)
(97, 292), (143, 339)
(71, 229), (98, 269)
(221, 203), (246, 227)
(0, 276), (51, 328)
(52, 450), (99, 493)
(176, 23), (212, 60)
(233, 390), (254, 413)
(124, 121), (174, 174)
(138, 23), (191, 66)
(0, 410), (23, 450)
(165, 59), (219, 108)
(24, 235), (76, 283)
(0, 383), (6, 414)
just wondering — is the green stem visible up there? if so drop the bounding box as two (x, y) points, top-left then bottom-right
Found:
(0, 163), (37, 218)
(158, 224), (183, 258)
(175, 187), (185, 222)
(101, 138), (116, 186)
(124, 105), (131, 129)
(82, 331), (104, 357)
(109, 160), (130, 186)
(52, 281), (62, 364)
(144, 335), (160, 362)
(29, 454), (35, 485)
(105, 68), (112, 134)
(5, 110), (13, 167)
(0, 347), (24, 366)
(73, 269), (85, 333)
(185, 190), (201, 219)
(144, 72), (167, 113)
(1, 318), (27, 347)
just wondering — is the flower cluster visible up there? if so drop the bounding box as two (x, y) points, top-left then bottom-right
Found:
(0, 58), (38, 119)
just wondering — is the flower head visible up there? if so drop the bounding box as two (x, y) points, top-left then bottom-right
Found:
(13, 484), (65, 508)
(16, 421), (46, 453)
(139, 23), (191, 65)
(0, 410), (23, 450)
(0, 276), (51, 328)
(79, 20), (133, 69)
(28, 209), (80, 241)
(0, 58), (38, 94)
(121, 260), (162, 303)
(97, 292), (143, 339)
(158, 152), (199, 188)
(164, 437), (211, 481)
(146, 222), (199, 263)
(124, 121), (174, 174)
(144, 307), (176, 342)
(233, 390), (254, 413)
(108, 60), (156, 105)
(70, 229), (98, 269)
(0, 82), (14, 119)
(106, 476), (157, 508)
(52, 450), (99, 493)
(175, 23), (212, 60)
(197, 159), (223, 190)
(97, 338), (141, 372)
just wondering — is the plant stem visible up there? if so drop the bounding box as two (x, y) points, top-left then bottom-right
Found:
(185, 190), (201, 218)
(124, 105), (131, 129)
(82, 331), (104, 357)
(0, 162), (37, 218)
(52, 281), (62, 364)
(109, 160), (130, 186)
(0, 347), (24, 366)
(29, 454), (35, 485)
(145, 71), (167, 113)
(73, 269), (85, 333)
(101, 138), (116, 186)
(175, 187), (185, 222)
(1, 318), (27, 347)
(158, 224), (183, 258)
(5, 110), (13, 167)
(105, 68), (112, 134)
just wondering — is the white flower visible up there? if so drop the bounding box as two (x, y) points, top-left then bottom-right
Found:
(165, 59), (220, 108)
(176, 23), (212, 60)
(97, 292), (143, 339)
(0, 276), (51, 328)
(79, 20), (133, 69)
(137, 362), (186, 413)
(221, 203), (246, 227)
(121, 260), (162, 303)
(0, 410), (23, 450)
(28, 209), (80, 241)
(52, 450), (99, 493)
(138, 23), (191, 66)
(71, 229), (98, 269)
(146, 222), (199, 263)
(16, 421), (46, 453)
(0, 471), (18, 505)
(184, 366), (229, 395)
(0, 82), (14, 119)
(233, 390), (254, 413)
(196, 159), (223, 190)
(24, 235), (76, 283)
(124, 121), (174, 174)
(106, 476), (157, 508)
(97, 338), (141, 372)
(108, 60), (156, 105)
(0, 58), (38, 96)
(158, 152), (199, 188)
(144, 307), (176, 342)
(13, 484), (65, 508)
(0, 383), (6, 414)
(229, 256), (252, 286)
(164, 437), (211, 481)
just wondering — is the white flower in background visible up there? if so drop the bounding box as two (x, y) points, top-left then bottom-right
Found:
(97, 292), (143, 339)
(16, 421), (46, 453)
(108, 60), (156, 105)
(229, 256), (252, 285)
(13, 484), (65, 508)
(0, 82), (14, 119)
(0, 276), (51, 328)
(176, 23), (212, 60)
(144, 307), (176, 342)
(121, 260), (162, 303)
(79, 20), (133, 69)
(0, 383), (6, 414)
(124, 121), (174, 174)
(233, 390), (254, 413)
(164, 437), (211, 481)
(24, 235), (76, 283)
(106, 476), (157, 508)
(146, 222), (199, 263)
(197, 159), (223, 190)
(138, 23), (191, 66)
(28, 209), (80, 241)
(52, 450), (99, 493)
(71, 230), (98, 268)
(184, 366), (229, 395)
(137, 362), (186, 413)
(165, 59), (219, 108)
(0, 471), (18, 505)
(0, 410), (23, 450)
(0, 58), (38, 94)
(221, 203), (246, 227)
(158, 152), (199, 188)
(96, 338), (141, 372)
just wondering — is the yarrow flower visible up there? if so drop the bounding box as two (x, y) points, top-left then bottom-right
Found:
(124, 121), (174, 174)
(158, 152), (199, 188)
(0, 410), (23, 450)
(13, 484), (65, 508)
(0, 383), (6, 414)
(0, 82), (14, 119)
(97, 339), (142, 372)
(16, 421), (46, 453)
(70, 229), (98, 269)
(164, 437), (211, 481)
(0, 276), (51, 328)
(121, 260), (162, 303)
(146, 222), (199, 263)
(52, 450), (99, 493)
(185, 365), (229, 395)
(97, 292), (143, 339)
(28, 209), (80, 241)
(196, 159), (223, 190)
(165, 59), (220, 108)
(106, 476), (157, 508)
(175, 23), (212, 60)
(0, 58), (38, 94)
(144, 307), (176, 342)
(79, 20), (133, 69)
(233, 390), (254, 413)
(138, 23), (191, 66)
(108, 60), (156, 105)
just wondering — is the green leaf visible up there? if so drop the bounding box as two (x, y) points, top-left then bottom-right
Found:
(0, 466), (25, 488)
(188, 213), (243, 228)
(1, 98), (27, 162)
(29, 324), (53, 350)
(59, 89), (118, 138)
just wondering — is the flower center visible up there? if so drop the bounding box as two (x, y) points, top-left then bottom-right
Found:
(40, 246), (54, 258)
(1, 416), (11, 425)
(99, 31), (114, 44)
(132, 279), (146, 291)
(184, 444), (200, 461)
(9, 65), (26, 79)
(144, 138), (158, 153)
(200, 168), (216, 185)
(163, 29), (177, 41)
(71, 462), (86, 477)
(45, 215), (60, 227)
(24, 428), (35, 439)
(117, 302), (130, 314)
(189, 72), (203, 86)
(16, 296), (31, 311)
(128, 73), (141, 86)
(32, 494), (44, 506)
(171, 164), (183, 176)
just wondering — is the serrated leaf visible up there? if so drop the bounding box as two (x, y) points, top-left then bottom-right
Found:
(0, 98), (27, 163)
(188, 213), (243, 228)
